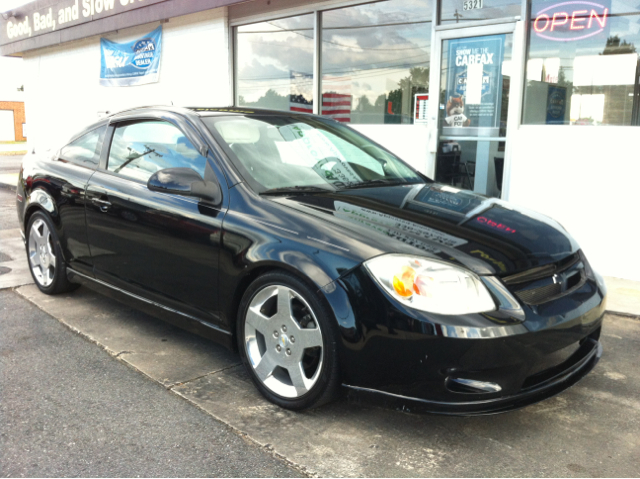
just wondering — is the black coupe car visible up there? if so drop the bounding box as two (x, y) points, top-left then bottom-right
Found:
(16, 106), (606, 414)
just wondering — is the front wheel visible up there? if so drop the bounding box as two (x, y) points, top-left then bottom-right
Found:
(237, 272), (341, 410)
(26, 211), (78, 295)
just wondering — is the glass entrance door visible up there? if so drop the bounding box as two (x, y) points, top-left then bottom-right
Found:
(435, 29), (514, 198)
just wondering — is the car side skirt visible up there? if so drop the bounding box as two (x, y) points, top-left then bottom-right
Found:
(67, 269), (235, 349)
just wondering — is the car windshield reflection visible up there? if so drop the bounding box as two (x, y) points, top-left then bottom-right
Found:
(201, 115), (424, 193)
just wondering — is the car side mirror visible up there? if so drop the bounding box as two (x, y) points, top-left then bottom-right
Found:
(147, 167), (222, 204)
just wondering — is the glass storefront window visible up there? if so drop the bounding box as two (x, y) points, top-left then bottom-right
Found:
(236, 15), (315, 112)
(440, 0), (522, 24)
(321, 0), (432, 124)
(523, 0), (640, 126)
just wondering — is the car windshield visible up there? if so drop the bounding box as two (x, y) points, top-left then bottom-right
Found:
(201, 114), (425, 193)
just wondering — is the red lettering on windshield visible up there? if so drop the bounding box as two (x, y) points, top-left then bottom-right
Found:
(476, 216), (517, 234)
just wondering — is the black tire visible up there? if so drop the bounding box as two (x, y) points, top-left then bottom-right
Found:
(26, 211), (79, 295)
(237, 271), (341, 410)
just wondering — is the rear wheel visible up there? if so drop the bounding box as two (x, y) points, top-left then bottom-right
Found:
(237, 272), (341, 410)
(26, 211), (78, 295)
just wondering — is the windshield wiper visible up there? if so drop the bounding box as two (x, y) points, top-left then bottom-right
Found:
(340, 178), (421, 189)
(260, 186), (334, 196)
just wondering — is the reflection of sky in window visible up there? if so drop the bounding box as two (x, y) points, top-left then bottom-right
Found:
(237, 15), (315, 103)
(440, 0), (521, 23)
(236, 1), (433, 107)
(322, 0), (432, 107)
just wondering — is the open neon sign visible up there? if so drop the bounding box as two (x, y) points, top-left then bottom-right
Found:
(532, 1), (609, 42)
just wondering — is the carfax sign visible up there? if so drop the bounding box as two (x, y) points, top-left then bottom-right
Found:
(99, 26), (162, 87)
(444, 34), (505, 129)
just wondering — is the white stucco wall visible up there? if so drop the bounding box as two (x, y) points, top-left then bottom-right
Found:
(508, 125), (640, 282)
(0, 56), (26, 102)
(23, 7), (230, 153)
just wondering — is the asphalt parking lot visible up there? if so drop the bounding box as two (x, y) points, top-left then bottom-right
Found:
(1, 184), (639, 477)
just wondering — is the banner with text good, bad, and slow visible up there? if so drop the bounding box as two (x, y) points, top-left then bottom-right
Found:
(100, 26), (162, 87)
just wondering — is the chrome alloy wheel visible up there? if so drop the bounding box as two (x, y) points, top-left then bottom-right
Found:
(28, 218), (56, 287)
(244, 285), (324, 398)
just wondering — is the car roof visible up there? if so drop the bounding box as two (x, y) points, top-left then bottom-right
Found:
(186, 107), (314, 117)
(104, 105), (315, 119)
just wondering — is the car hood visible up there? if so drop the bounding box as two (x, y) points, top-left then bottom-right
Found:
(269, 183), (580, 276)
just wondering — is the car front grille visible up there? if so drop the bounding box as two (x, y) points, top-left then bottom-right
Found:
(503, 252), (588, 306)
(515, 282), (562, 305)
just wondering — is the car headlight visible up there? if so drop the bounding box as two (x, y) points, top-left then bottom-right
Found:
(364, 254), (496, 315)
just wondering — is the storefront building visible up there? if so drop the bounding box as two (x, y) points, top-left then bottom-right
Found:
(1, 0), (639, 280)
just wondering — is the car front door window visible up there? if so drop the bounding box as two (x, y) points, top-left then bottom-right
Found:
(107, 121), (207, 182)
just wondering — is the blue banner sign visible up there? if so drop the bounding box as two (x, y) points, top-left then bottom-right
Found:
(445, 34), (505, 129)
(100, 26), (162, 87)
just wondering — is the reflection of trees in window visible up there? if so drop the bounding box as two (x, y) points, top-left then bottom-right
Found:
(601, 35), (637, 56)
(388, 67), (430, 120)
(352, 67), (429, 124)
(238, 90), (289, 110)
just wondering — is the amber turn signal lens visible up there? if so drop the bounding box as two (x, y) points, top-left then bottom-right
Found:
(392, 266), (416, 297)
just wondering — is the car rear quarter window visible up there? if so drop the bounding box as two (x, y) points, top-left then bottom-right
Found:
(59, 125), (107, 168)
(107, 121), (207, 182)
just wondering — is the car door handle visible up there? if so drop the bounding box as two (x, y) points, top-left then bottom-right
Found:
(91, 197), (112, 212)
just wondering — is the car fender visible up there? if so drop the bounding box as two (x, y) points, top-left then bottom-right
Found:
(24, 187), (59, 225)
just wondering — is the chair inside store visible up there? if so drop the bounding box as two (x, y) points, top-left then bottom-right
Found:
(435, 143), (474, 190)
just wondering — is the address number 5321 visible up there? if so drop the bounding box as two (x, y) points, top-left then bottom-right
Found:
(463, 0), (484, 10)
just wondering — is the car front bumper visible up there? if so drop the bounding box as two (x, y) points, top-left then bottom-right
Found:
(329, 265), (606, 415)
(344, 336), (602, 416)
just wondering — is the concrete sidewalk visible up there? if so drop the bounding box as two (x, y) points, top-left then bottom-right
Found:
(0, 173), (18, 191)
(0, 142), (27, 156)
(603, 277), (640, 318)
(0, 154), (22, 192)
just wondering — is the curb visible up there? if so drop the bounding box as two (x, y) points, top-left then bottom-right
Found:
(0, 182), (17, 192)
(0, 151), (27, 156)
(605, 310), (640, 321)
